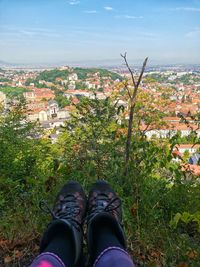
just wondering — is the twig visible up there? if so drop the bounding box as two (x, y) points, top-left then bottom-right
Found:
(121, 53), (148, 176)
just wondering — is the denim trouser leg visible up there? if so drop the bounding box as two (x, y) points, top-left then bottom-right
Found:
(93, 247), (135, 267)
(29, 247), (135, 267)
(29, 252), (66, 267)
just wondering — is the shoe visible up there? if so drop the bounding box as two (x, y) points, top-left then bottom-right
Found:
(40, 181), (87, 266)
(86, 180), (126, 257)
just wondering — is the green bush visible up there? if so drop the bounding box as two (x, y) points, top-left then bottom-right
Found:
(0, 96), (200, 266)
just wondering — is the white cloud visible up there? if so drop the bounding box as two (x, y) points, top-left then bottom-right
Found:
(115, 15), (143, 19)
(104, 6), (113, 11)
(68, 1), (80, 5)
(185, 28), (200, 38)
(175, 7), (200, 12)
(84, 10), (97, 14)
(0, 26), (61, 38)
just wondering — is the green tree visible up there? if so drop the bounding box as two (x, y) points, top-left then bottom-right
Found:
(0, 85), (30, 97)
(0, 99), (57, 241)
(57, 94), (122, 181)
(55, 95), (70, 108)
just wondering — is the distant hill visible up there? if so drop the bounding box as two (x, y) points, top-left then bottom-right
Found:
(74, 67), (122, 81)
(0, 60), (10, 67)
(35, 67), (122, 83)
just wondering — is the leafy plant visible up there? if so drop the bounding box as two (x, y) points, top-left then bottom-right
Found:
(170, 212), (200, 232)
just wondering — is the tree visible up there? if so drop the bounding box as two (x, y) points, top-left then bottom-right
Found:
(25, 78), (34, 86)
(133, 90), (169, 137)
(55, 95), (70, 108)
(120, 53), (148, 175)
(58, 94), (122, 180)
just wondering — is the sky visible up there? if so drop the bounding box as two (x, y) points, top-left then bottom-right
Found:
(0, 0), (200, 65)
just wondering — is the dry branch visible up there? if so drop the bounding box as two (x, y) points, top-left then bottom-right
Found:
(121, 53), (148, 176)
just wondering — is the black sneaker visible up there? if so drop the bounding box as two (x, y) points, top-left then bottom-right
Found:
(40, 181), (87, 266)
(86, 180), (126, 257)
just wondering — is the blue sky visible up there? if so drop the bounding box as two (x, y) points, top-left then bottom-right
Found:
(0, 0), (200, 65)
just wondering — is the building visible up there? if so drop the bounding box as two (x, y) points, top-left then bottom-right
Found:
(48, 100), (59, 118)
(68, 73), (78, 81)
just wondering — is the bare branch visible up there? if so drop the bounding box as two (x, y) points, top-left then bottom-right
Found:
(131, 57), (148, 103)
(121, 53), (136, 89)
(121, 53), (148, 176)
(136, 57), (148, 88)
(123, 81), (132, 99)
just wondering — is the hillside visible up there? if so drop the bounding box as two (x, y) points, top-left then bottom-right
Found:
(34, 67), (122, 83)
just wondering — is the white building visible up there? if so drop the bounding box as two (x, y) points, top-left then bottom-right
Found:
(68, 73), (78, 81)
(174, 144), (200, 154)
(144, 129), (200, 139)
(39, 110), (48, 121)
(84, 81), (95, 89)
(61, 80), (68, 86)
(57, 109), (70, 119)
(48, 100), (59, 118)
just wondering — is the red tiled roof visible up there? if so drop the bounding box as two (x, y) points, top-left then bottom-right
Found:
(174, 144), (200, 149)
(172, 150), (183, 158)
(181, 164), (200, 176)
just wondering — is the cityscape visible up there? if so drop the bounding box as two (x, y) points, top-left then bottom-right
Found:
(1, 63), (200, 174)
(0, 0), (200, 266)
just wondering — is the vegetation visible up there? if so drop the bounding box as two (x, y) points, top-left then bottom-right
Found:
(0, 77), (10, 82)
(74, 67), (122, 80)
(75, 81), (87, 90)
(25, 67), (122, 89)
(54, 95), (70, 108)
(145, 73), (200, 85)
(145, 74), (168, 83)
(0, 88), (199, 266)
(50, 87), (71, 108)
(0, 85), (31, 97)
(36, 69), (70, 83)
(25, 78), (35, 86)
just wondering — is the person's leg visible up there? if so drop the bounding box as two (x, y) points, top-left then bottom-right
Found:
(42, 225), (75, 267)
(30, 252), (65, 267)
(86, 180), (135, 267)
(90, 217), (124, 260)
(93, 247), (135, 267)
(30, 181), (87, 267)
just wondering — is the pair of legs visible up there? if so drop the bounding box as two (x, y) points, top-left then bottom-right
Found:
(30, 180), (135, 267)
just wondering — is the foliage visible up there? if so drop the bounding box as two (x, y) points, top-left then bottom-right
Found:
(0, 77), (10, 82)
(25, 78), (35, 86)
(0, 100), (57, 243)
(145, 73), (200, 86)
(76, 81), (87, 90)
(58, 95), (123, 181)
(170, 212), (200, 232)
(133, 90), (169, 131)
(27, 67), (122, 90)
(145, 73), (168, 83)
(55, 94), (70, 108)
(0, 86), (31, 97)
(0, 91), (200, 266)
(51, 87), (70, 108)
(74, 67), (122, 81)
(36, 69), (70, 83)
